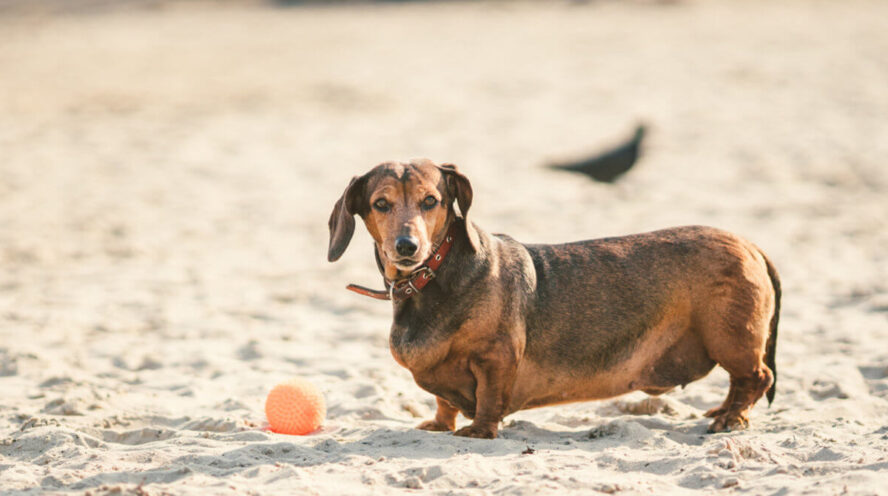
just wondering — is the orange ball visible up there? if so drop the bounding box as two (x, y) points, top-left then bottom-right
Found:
(265, 379), (326, 435)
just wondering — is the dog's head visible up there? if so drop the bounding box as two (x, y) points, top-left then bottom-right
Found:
(327, 159), (478, 278)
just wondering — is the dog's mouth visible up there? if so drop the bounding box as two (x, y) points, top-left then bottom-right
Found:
(393, 257), (423, 271)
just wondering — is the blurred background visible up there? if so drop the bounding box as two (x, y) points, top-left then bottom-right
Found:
(2, 0), (885, 327)
(0, 0), (887, 492)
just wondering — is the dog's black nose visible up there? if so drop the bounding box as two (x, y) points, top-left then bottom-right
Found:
(395, 236), (418, 257)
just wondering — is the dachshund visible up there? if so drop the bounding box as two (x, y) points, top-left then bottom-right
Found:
(328, 158), (780, 439)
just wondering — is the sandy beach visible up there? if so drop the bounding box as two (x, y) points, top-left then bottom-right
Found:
(1, 0), (887, 494)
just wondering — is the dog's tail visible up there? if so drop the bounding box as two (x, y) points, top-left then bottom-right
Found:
(761, 251), (781, 406)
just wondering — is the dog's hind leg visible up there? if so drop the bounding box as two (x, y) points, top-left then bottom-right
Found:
(703, 386), (736, 419)
(698, 258), (776, 433)
(702, 313), (774, 432)
(702, 364), (771, 422)
(706, 365), (773, 433)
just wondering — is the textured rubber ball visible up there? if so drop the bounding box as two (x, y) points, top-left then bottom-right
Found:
(265, 379), (326, 435)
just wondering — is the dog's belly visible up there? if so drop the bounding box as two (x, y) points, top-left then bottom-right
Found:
(508, 317), (716, 414)
(509, 360), (634, 411)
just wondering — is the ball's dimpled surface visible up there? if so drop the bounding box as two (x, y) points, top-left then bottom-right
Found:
(265, 379), (326, 435)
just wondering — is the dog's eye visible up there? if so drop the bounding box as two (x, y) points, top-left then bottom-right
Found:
(373, 199), (390, 212)
(421, 195), (438, 210)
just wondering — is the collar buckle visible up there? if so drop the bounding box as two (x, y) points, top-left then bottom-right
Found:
(413, 265), (436, 282)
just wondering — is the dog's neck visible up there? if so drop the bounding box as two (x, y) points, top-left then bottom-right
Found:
(405, 218), (488, 302)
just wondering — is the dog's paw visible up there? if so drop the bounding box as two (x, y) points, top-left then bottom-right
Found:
(453, 424), (497, 439)
(707, 413), (749, 433)
(417, 419), (454, 432)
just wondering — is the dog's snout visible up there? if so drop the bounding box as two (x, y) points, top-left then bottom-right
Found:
(395, 236), (419, 257)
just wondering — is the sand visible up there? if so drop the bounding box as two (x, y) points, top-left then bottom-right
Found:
(1, 0), (887, 494)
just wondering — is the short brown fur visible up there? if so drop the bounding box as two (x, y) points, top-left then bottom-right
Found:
(328, 159), (780, 438)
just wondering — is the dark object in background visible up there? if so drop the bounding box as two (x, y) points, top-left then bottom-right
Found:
(547, 124), (646, 183)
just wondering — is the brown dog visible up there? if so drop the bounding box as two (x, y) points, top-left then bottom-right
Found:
(328, 159), (780, 439)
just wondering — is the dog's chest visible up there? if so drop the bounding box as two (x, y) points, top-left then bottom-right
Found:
(388, 322), (452, 372)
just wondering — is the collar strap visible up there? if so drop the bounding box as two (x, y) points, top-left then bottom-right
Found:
(347, 225), (456, 302)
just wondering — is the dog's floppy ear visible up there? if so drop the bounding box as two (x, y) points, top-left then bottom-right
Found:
(438, 163), (480, 252)
(328, 175), (366, 262)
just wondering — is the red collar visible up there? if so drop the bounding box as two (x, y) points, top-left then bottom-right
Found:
(346, 225), (456, 302)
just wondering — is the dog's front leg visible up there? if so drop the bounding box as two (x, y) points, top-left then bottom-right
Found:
(417, 396), (458, 432)
(454, 350), (517, 439)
